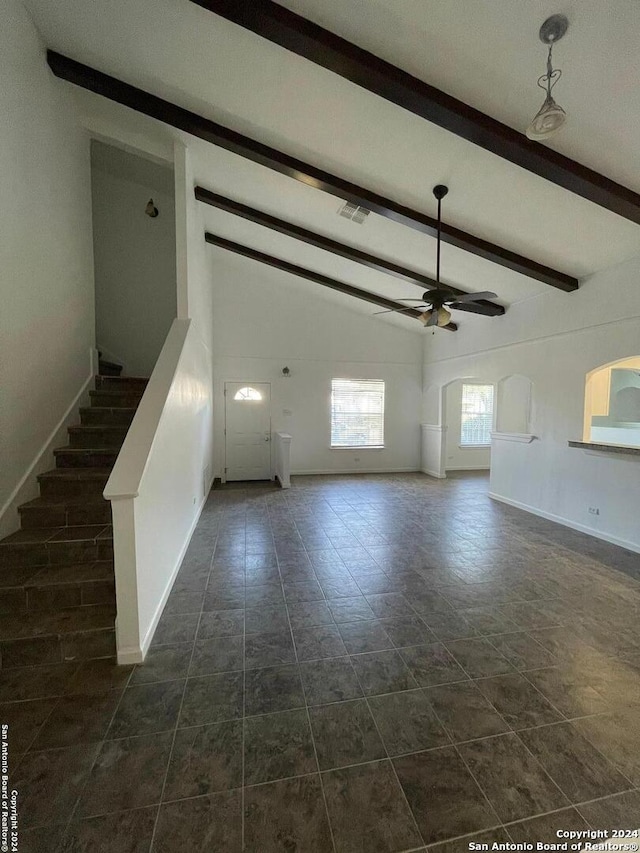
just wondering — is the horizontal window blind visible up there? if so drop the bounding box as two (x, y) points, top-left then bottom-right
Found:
(331, 379), (385, 448)
(460, 383), (494, 446)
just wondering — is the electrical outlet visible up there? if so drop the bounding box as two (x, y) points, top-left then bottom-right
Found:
(588, 506), (600, 516)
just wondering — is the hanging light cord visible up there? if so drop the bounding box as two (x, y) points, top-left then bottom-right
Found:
(538, 43), (562, 97)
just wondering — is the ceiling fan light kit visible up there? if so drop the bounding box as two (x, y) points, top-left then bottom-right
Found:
(420, 306), (452, 328)
(526, 14), (569, 141)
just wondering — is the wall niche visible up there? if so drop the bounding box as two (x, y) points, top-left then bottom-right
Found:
(496, 374), (533, 435)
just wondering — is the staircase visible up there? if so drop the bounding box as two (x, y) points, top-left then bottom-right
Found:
(0, 375), (147, 669)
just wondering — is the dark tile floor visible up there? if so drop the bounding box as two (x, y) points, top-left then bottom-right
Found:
(5, 472), (640, 852)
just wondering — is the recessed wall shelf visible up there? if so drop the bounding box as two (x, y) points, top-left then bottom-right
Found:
(492, 432), (537, 443)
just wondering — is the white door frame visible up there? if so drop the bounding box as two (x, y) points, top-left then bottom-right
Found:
(223, 381), (273, 483)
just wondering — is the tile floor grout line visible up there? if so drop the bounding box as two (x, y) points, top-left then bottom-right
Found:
(516, 663), (585, 723)
(506, 720), (598, 812)
(421, 823), (510, 850)
(453, 737), (520, 836)
(418, 676), (513, 843)
(499, 788), (640, 832)
(440, 635), (519, 682)
(546, 713), (639, 792)
(13, 682), (68, 758)
(52, 658), (136, 842)
(24, 803), (162, 832)
(276, 542), (340, 853)
(147, 540), (215, 853)
(348, 652), (428, 848)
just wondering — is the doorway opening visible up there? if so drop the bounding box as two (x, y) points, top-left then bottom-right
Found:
(90, 140), (176, 377)
(443, 380), (494, 475)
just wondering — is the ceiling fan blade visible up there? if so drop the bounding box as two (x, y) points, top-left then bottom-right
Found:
(449, 301), (499, 316)
(373, 306), (424, 315)
(448, 291), (498, 304)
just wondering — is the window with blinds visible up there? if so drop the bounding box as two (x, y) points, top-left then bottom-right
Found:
(460, 383), (494, 446)
(331, 379), (385, 448)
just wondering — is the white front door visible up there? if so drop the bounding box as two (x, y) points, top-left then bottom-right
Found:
(224, 382), (272, 481)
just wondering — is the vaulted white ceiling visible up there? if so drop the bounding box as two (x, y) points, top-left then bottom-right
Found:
(24, 0), (640, 333)
(280, 0), (640, 192)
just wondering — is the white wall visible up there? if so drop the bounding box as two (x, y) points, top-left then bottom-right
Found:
(182, 147), (214, 353)
(91, 141), (176, 376)
(210, 253), (423, 477)
(423, 254), (640, 553)
(0, 0), (95, 535)
(444, 379), (492, 471)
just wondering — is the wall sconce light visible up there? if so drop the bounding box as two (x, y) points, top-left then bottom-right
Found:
(145, 198), (159, 218)
(282, 366), (291, 377)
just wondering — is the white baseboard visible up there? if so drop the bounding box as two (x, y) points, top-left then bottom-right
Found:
(446, 465), (490, 472)
(117, 474), (215, 665)
(489, 491), (640, 556)
(421, 468), (446, 479)
(291, 467), (420, 476)
(0, 362), (94, 539)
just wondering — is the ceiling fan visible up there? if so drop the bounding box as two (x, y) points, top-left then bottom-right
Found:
(375, 185), (497, 328)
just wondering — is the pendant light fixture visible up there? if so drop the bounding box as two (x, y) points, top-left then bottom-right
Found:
(526, 14), (569, 142)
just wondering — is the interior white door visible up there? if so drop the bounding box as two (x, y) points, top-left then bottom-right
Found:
(225, 382), (272, 481)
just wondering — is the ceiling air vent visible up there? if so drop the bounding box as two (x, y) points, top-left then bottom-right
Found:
(338, 201), (370, 224)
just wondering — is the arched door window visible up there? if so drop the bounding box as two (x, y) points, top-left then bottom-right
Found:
(234, 387), (262, 401)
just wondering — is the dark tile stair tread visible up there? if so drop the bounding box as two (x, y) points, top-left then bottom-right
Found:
(38, 468), (112, 481)
(89, 389), (143, 398)
(0, 604), (116, 641)
(79, 406), (137, 414)
(49, 526), (112, 542)
(54, 446), (118, 455)
(68, 425), (128, 434)
(0, 529), (57, 545)
(0, 566), (43, 589)
(79, 406), (137, 417)
(96, 375), (148, 383)
(19, 496), (109, 510)
(27, 562), (114, 587)
(0, 526), (112, 548)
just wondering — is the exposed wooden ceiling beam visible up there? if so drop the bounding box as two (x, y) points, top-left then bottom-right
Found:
(204, 231), (458, 330)
(46, 50), (577, 292)
(195, 187), (505, 317)
(192, 0), (640, 228)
